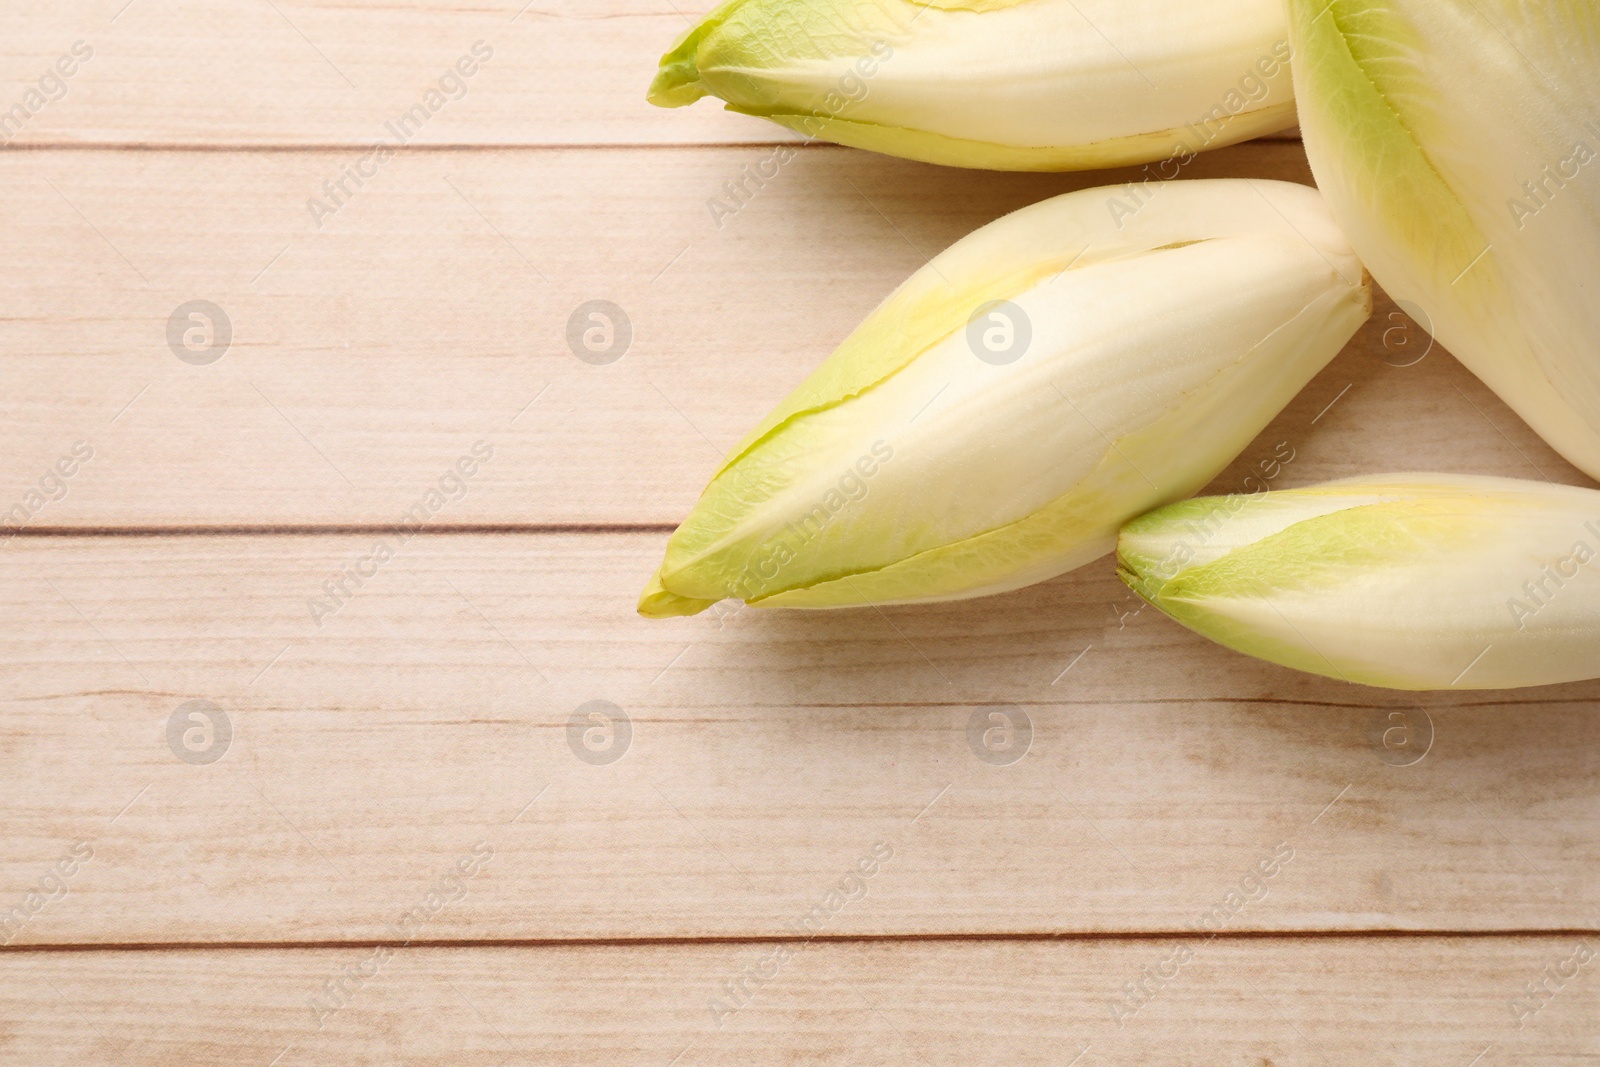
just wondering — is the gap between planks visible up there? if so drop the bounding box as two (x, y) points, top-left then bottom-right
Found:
(3, 523), (678, 537)
(0, 138), (1307, 153)
(4, 927), (1595, 954)
(0, 141), (876, 154)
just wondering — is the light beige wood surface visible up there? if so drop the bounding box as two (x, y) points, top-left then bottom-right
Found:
(0, 143), (1586, 527)
(2, 533), (1599, 943)
(0, 0), (1595, 1061)
(0, 0), (767, 146)
(2, 937), (1596, 1065)
(0, 3), (1302, 147)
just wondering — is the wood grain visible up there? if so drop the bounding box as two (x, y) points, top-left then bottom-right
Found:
(0, 1), (774, 147)
(0, 1), (1591, 1051)
(1, 937), (1594, 1065)
(0, 2), (1302, 148)
(2, 531), (1596, 944)
(0, 142), (1587, 529)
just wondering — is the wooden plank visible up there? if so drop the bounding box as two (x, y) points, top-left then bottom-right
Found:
(0, 937), (1594, 1064)
(0, 142), (1588, 529)
(2, 531), (1597, 945)
(0, 1), (775, 147)
(0, 2), (1301, 147)
(2, 8), (1583, 1063)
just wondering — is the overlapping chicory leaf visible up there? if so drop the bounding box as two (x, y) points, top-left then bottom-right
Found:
(649, 0), (1298, 170)
(1119, 474), (1600, 690)
(1288, 0), (1600, 479)
(640, 179), (1370, 617)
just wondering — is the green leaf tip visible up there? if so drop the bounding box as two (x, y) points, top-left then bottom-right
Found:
(637, 570), (718, 618)
(646, 0), (749, 107)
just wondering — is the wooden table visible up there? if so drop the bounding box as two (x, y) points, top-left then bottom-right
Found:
(1, 2), (1597, 1062)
